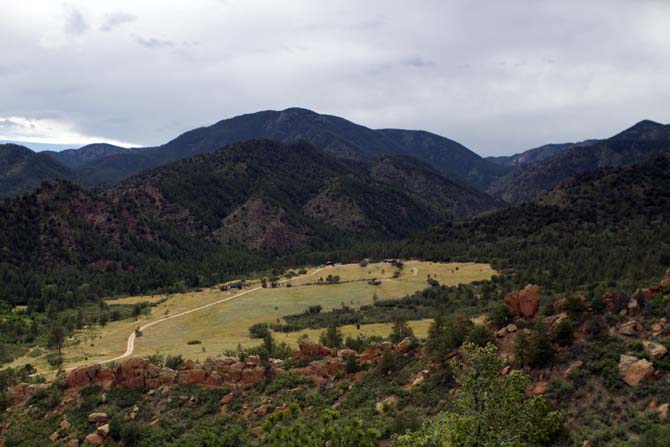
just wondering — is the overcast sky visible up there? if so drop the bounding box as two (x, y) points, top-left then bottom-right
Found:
(1, 0), (669, 156)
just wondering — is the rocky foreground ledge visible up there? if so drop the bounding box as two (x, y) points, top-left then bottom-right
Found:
(10, 338), (417, 404)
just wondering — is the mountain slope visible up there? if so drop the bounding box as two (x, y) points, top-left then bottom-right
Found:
(487, 143), (575, 168)
(410, 153), (670, 289)
(369, 155), (502, 218)
(45, 143), (129, 168)
(0, 144), (75, 197)
(75, 108), (505, 189)
(0, 140), (470, 283)
(489, 120), (670, 204)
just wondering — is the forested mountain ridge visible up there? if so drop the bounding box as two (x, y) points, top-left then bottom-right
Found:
(489, 120), (670, 204)
(409, 153), (670, 291)
(0, 139), (502, 304)
(44, 143), (129, 168)
(0, 144), (75, 198)
(74, 108), (507, 190)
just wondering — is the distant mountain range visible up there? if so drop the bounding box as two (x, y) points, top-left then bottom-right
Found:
(0, 108), (509, 198)
(488, 120), (670, 203)
(0, 139), (502, 279)
(1, 109), (669, 214)
(43, 143), (129, 168)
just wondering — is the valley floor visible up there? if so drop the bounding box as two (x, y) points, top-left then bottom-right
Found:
(11, 261), (495, 374)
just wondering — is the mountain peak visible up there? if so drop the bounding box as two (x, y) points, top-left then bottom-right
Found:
(613, 119), (668, 140)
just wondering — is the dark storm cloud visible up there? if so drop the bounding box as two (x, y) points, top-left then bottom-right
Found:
(1, 0), (669, 154)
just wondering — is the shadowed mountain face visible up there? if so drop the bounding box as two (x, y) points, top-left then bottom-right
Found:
(487, 143), (576, 168)
(488, 120), (670, 204)
(0, 140), (501, 276)
(72, 108), (506, 190)
(0, 144), (74, 198)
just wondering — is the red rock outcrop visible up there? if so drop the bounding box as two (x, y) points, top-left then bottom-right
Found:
(291, 340), (333, 362)
(66, 356), (271, 392)
(504, 284), (541, 319)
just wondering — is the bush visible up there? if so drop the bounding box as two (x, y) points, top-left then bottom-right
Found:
(553, 319), (575, 347)
(120, 421), (142, 446)
(345, 353), (359, 374)
(165, 354), (185, 370)
(187, 340), (202, 345)
(249, 323), (270, 339)
(466, 325), (494, 347)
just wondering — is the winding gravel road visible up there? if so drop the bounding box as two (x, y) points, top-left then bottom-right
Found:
(100, 265), (331, 365)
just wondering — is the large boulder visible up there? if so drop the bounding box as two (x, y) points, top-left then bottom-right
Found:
(619, 355), (654, 387)
(504, 285), (541, 319)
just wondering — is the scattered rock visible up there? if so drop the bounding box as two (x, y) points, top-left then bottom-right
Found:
(530, 381), (549, 395)
(542, 312), (568, 328)
(375, 396), (398, 412)
(617, 320), (642, 336)
(220, 392), (234, 406)
(291, 340), (333, 362)
(49, 431), (59, 442)
(396, 337), (415, 354)
(87, 412), (108, 424)
(643, 341), (668, 360)
(84, 432), (104, 446)
(96, 423), (110, 437)
(658, 403), (670, 421)
(563, 360), (583, 378)
(618, 355), (654, 387)
(59, 419), (71, 430)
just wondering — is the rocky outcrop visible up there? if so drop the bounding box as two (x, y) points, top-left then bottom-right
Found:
(61, 339), (410, 396)
(504, 284), (541, 319)
(67, 357), (270, 392)
(619, 355), (654, 386)
(291, 340), (334, 362)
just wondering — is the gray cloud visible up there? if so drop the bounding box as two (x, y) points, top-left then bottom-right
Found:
(100, 12), (136, 31)
(1, 0), (669, 155)
(133, 34), (174, 49)
(63, 4), (87, 36)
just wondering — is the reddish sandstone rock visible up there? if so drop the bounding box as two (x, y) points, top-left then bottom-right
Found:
(67, 365), (101, 388)
(504, 284), (541, 319)
(240, 367), (266, 385)
(530, 381), (549, 395)
(291, 340), (333, 362)
(114, 357), (149, 390)
(358, 344), (383, 363)
(396, 337), (415, 354)
(309, 358), (344, 378)
(602, 290), (615, 313)
(661, 272), (670, 290)
(84, 432), (104, 446)
(177, 368), (207, 385)
(619, 355), (654, 387)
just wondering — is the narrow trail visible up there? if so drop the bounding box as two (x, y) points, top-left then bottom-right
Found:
(98, 265), (333, 365)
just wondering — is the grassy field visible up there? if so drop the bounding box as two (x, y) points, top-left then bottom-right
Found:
(273, 319), (435, 347)
(13, 261), (495, 372)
